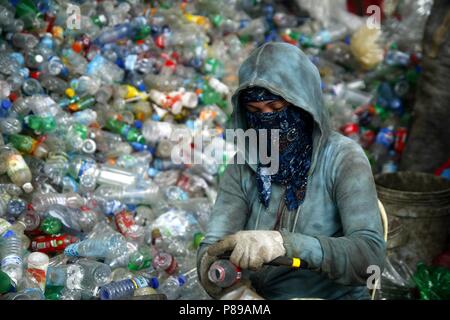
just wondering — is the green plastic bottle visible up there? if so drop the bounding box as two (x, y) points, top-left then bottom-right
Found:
(69, 96), (96, 112)
(201, 85), (227, 109)
(24, 115), (56, 134)
(128, 246), (153, 271)
(105, 118), (145, 144)
(0, 270), (15, 294)
(8, 134), (36, 154)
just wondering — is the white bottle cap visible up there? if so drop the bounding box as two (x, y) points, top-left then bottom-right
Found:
(22, 183), (33, 193)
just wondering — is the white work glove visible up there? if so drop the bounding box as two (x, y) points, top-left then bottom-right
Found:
(208, 231), (286, 270)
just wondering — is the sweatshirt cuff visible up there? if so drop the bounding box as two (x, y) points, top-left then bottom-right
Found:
(279, 230), (324, 270)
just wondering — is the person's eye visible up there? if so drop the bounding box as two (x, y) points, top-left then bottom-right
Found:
(273, 104), (287, 111)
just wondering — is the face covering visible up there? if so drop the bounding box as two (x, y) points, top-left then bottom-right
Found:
(246, 104), (313, 211)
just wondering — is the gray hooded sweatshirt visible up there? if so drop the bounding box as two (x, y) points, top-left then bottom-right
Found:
(197, 42), (386, 300)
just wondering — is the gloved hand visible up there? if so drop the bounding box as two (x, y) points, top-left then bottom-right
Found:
(208, 230), (286, 270)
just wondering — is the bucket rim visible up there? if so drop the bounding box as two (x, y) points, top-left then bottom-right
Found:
(375, 172), (450, 196)
(376, 184), (450, 196)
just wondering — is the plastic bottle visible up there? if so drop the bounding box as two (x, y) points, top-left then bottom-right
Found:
(158, 274), (186, 300)
(77, 259), (112, 289)
(68, 155), (138, 188)
(8, 134), (49, 159)
(208, 259), (242, 288)
(94, 179), (166, 209)
(0, 117), (22, 135)
(312, 24), (348, 47)
(46, 264), (84, 290)
(31, 192), (84, 212)
(0, 230), (23, 285)
(30, 234), (79, 254)
(0, 269), (15, 294)
(99, 275), (159, 300)
(26, 252), (49, 292)
(128, 244), (153, 271)
(370, 126), (396, 172)
(0, 145), (33, 193)
(153, 252), (179, 276)
(0, 184), (23, 197)
(114, 210), (145, 242)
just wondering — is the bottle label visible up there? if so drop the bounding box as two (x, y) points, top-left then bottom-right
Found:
(131, 276), (149, 289)
(1, 255), (22, 268)
(78, 159), (96, 178)
(64, 243), (79, 257)
(0, 219), (11, 235)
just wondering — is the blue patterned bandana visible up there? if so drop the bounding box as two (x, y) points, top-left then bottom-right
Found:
(245, 105), (313, 211)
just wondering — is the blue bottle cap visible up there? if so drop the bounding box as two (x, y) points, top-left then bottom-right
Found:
(147, 167), (159, 177)
(344, 35), (351, 45)
(126, 204), (137, 212)
(137, 83), (146, 92)
(131, 142), (145, 152)
(151, 114), (161, 121)
(147, 145), (156, 155)
(115, 57), (125, 69)
(150, 277), (159, 289)
(178, 275), (186, 287)
(1, 100), (12, 110)
(134, 120), (142, 129)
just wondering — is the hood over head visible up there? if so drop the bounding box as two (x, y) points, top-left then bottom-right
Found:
(230, 42), (331, 175)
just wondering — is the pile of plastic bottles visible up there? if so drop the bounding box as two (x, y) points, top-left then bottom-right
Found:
(0, 0), (430, 300)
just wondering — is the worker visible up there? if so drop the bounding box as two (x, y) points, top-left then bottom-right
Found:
(196, 42), (386, 300)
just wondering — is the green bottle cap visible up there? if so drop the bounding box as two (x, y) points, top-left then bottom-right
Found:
(211, 15), (224, 28)
(134, 25), (152, 41)
(193, 232), (205, 249)
(0, 270), (14, 294)
(40, 216), (62, 235)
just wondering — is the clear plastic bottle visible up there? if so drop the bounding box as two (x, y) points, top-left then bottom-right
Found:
(0, 230), (23, 284)
(158, 274), (186, 300)
(31, 192), (84, 212)
(68, 155), (138, 188)
(94, 179), (166, 209)
(128, 244), (153, 271)
(46, 264), (84, 290)
(77, 258), (112, 289)
(44, 205), (83, 232)
(0, 193), (11, 217)
(0, 117), (22, 135)
(312, 24), (348, 47)
(99, 275), (159, 300)
(12, 33), (39, 50)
